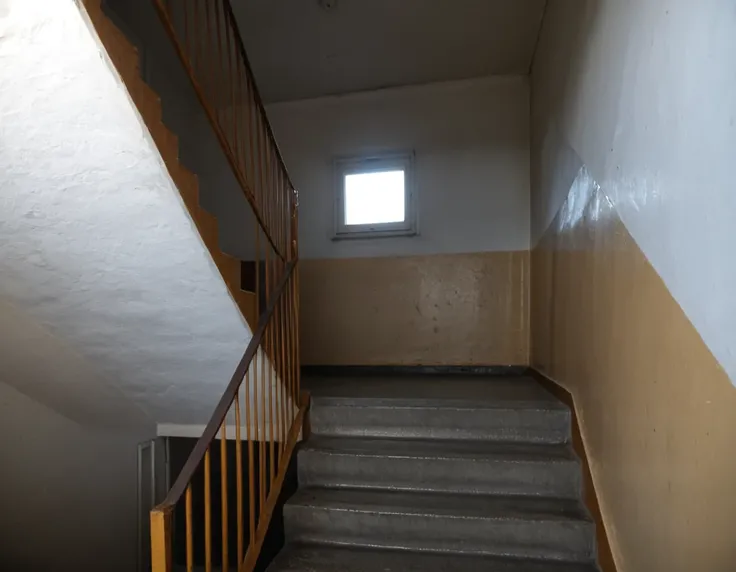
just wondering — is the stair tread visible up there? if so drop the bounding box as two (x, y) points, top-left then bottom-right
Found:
(306, 376), (566, 410)
(288, 487), (592, 522)
(303, 436), (577, 463)
(269, 544), (599, 572)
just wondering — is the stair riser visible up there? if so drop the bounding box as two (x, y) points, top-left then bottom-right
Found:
(284, 506), (595, 563)
(298, 451), (581, 498)
(310, 404), (570, 444)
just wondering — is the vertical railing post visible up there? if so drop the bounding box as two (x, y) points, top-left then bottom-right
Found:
(150, 507), (173, 572)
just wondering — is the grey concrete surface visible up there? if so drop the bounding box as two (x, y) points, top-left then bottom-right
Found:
(270, 544), (599, 572)
(284, 488), (595, 562)
(299, 436), (581, 497)
(270, 375), (600, 571)
(305, 376), (566, 408)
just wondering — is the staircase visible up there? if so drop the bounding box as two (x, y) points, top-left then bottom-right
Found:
(81, 2), (602, 570)
(269, 374), (600, 571)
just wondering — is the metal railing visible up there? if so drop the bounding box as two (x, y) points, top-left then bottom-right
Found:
(150, 263), (305, 572)
(154, 0), (297, 262)
(148, 1), (305, 571)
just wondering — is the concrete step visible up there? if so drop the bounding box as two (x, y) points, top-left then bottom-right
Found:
(268, 544), (600, 572)
(298, 436), (581, 498)
(307, 376), (570, 443)
(284, 488), (596, 563)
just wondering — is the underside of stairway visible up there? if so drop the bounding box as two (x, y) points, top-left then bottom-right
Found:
(269, 374), (600, 571)
(83, 0), (261, 330)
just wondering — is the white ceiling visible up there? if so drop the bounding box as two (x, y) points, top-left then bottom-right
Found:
(233, 0), (547, 102)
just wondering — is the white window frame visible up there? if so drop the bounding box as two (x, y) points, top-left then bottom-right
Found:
(333, 151), (417, 239)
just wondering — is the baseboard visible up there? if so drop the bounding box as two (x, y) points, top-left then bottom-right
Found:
(528, 369), (617, 572)
(301, 365), (529, 377)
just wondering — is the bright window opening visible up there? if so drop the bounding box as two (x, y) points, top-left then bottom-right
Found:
(335, 152), (416, 239)
(344, 170), (405, 225)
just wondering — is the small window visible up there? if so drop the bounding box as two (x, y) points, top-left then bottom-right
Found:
(334, 152), (416, 239)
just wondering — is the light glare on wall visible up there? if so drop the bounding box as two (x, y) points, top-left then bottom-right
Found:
(344, 170), (405, 225)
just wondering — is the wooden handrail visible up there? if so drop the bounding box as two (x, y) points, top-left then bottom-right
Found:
(157, 260), (295, 511)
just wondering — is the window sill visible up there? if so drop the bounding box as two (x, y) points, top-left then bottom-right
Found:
(332, 229), (418, 241)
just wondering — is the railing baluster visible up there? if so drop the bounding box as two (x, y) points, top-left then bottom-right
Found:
(255, 110), (265, 233)
(265, 121), (273, 239)
(259, 314), (267, 507)
(186, 484), (194, 572)
(270, 141), (277, 248)
(222, 0), (237, 166)
(280, 163), (286, 255)
(183, 0), (190, 66)
(205, 448), (212, 572)
(268, 255), (276, 486)
(295, 263), (301, 397)
(250, 320), (261, 512)
(220, 420), (228, 572)
(293, 271), (299, 410)
(247, 76), (257, 206)
(271, 145), (277, 253)
(272, 297), (280, 455)
(245, 369), (256, 547)
(235, 391), (243, 566)
(285, 272), (292, 410)
(192, 0), (201, 77)
(203, 1), (213, 102)
(283, 172), (289, 255)
(214, 2), (223, 122)
(278, 292), (286, 456)
(280, 288), (288, 453)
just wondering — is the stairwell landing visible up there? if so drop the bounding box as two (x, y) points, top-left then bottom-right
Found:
(269, 374), (600, 571)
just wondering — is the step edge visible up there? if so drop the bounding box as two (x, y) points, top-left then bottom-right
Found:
(286, 491), (594, 523)
(282, 538), (597, 564)
(311, 399), (570, 412)
(300, 448), (580, 464)
(273, 543), (600, 571)
(287, 505), (594, 524)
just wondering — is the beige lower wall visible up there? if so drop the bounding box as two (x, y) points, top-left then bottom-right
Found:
(531, 196), (736, 571)
(300, 251), (529, 366)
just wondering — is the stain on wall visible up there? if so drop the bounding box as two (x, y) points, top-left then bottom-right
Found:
(301, 252), (528, 366)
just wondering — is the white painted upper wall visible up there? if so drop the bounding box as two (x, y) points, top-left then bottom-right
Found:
(531, 0), (736, 385)
(267, 76), (531, 259)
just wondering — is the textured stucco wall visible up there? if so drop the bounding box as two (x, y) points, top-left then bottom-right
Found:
(0, 0), (250, 425)
(102, 0), (261, 262)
